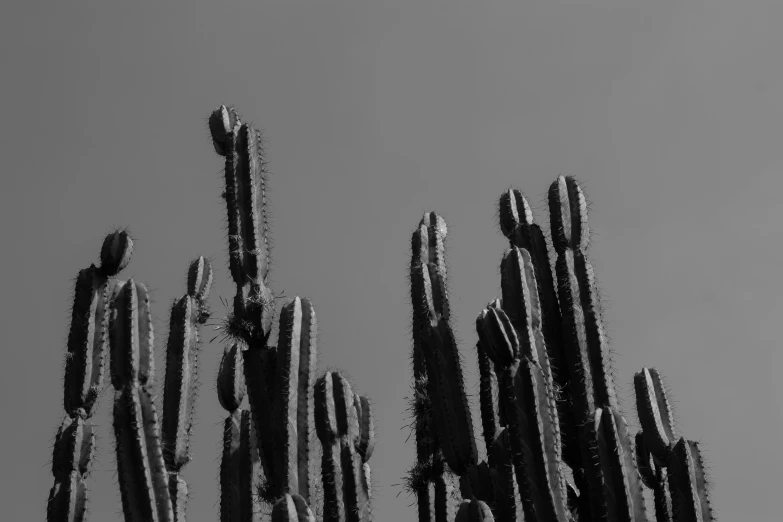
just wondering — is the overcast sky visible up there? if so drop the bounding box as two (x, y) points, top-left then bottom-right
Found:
(2, 1), (781, 520)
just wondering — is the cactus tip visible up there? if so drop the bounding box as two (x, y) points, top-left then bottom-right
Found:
(208, 105), (241, 156)
(99, 229), (133, 276)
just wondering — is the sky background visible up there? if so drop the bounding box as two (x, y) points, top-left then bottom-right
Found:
(1, 0), (781, 520)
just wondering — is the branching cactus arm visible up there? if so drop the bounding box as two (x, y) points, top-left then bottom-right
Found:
(110, 279), (174, 522)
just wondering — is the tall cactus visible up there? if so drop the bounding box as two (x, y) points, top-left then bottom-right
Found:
(207, 105), (374, 519)
(405, 177), (714, 522)
(47, 105), (376, 522)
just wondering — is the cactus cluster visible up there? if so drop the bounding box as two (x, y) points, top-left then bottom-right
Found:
(46, 106), (375, 522)
(405, 178), (714, 522)
(45, 106), (713, 522)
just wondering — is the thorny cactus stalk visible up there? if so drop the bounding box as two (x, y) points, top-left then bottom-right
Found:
(46, 105), (375, 522)
(208, 105), (375, 521)
(634, 368), (714, 522)
(161, 257), (214, 518)
(47, 230), (132, 522)
(109, 255), (212, 522)
(404, 177), (715, 522)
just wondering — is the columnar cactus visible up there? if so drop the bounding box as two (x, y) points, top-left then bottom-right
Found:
(206, 105), (374, 520)
(162, 257), (214, 519)
(46, 105), (713, 522)
(405, 177), (714, 522)
(314, 371), (374, 522)
(47, 231), (132, 522)
(634, 368), (714, 522)
(110, 278), (174, 522)
(46, 105), (376, 522)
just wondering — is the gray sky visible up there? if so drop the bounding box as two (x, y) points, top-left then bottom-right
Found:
(2, 1), (780, 520)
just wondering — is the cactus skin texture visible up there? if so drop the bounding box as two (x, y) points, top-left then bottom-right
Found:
(405, 176), (714, 522)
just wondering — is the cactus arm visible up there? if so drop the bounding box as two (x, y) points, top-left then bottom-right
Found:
(634, 368), (712, 521)
(221, 410), (264, 522)
(220, 410), (242, 522)
(455, 498), (495, 522)
(218, 344), (247, 412)
(315, 372), (347, 522)
(475, 339), (501, 454)
(635, 431), (673, 522)
(592, 407), (648, 522)
(274, 297), (318, 502)
(240, 411), (265, 521)
(160, 257), (213, 520)
(354, 394), (375, 463)
(315, 372), (373, 522)
(410, 212), (478, 476)
(63, 268), (109, 417)
(499, 189), (580, 470)
(634, 367), (677, 462)
(209, 105), (273, 341)
(667, 438), (714, 522)
(111, 280), (174, 522)
(272, 493), (316, 522)
(499, 190), (565, 390)
(548, 176), (648, 521)
(48, 231), (132, 522)
(487, 428), (522, 522)
(498, 357), (570, 522)
(486, 246), (570, 522)
(47, 417), (94, 522)
(409, 344), (436, 522)
(243, 343), (279, 493)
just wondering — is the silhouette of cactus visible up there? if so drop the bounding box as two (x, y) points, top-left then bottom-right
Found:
(404, 178), (714, 522)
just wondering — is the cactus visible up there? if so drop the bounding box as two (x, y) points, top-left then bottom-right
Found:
(46, 106), (374, 522)
(47, 231), (132, 522)
(46, 105), (713, 522)
(634, 368), (714, 522)
(404, 178), (715, 522)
